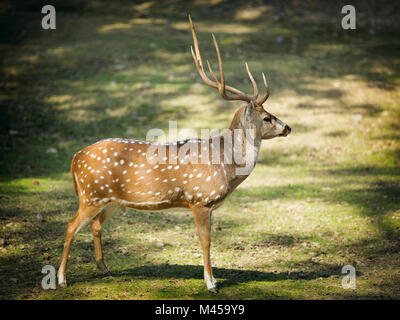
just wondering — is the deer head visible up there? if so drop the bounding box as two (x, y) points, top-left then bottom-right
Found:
(189, 15), (291, 141)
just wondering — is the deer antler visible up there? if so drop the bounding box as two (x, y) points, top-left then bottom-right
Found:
(256, 72), (270, 105)
(189, 15), (270, 105)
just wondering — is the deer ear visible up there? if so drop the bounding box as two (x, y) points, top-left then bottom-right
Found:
(243, 101), (254, 126)
(249, 101), (255, 111)
(245, 101), (254, 118)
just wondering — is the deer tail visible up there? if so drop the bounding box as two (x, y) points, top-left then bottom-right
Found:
(71, 156), (79, 196)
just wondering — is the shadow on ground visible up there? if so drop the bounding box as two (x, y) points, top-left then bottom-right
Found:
(81, 262), (345, 286)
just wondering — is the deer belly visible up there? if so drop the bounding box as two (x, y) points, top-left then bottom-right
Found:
(117, 199), (189, 212)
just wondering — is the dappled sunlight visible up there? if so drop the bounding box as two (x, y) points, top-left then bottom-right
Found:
(152, 50), (190, 65)
(19, 55), (39, 64)
(99, 18), (168, 33)
(307, 43), (347, 53)
(234, 5), (273, 20)
(171, 21), (260, 34)
(194, 0), (224, 6)
(46, 47), (71, 57)
(99, 23), (133, 33)
(132, 1), (153, 11)
(129, 18), (167, 25)
(2, 66), (21, 76)
(1, 0), (399, 299)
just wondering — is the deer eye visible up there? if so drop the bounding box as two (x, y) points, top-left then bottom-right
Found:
(263, 117), (272, 123)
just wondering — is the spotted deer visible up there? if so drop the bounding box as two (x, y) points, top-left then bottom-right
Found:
(58, 16), (291, 293)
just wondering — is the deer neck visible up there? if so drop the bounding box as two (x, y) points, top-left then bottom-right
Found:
(219, 113), (262, 189)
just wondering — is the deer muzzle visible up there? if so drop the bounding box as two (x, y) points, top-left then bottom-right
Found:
(280, 124), (291, 137)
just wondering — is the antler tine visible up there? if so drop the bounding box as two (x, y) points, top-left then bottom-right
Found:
(189, 15), (252, 100)
(206, 59), (242, 101)
(245, 62), (258, 100)
(190, 15), (220, 90)
(256, 72), (270, 105)
(206, 59), (230, 100)
(211, 33), (225, 91)
(189, 15), (216, 89)
(190, 45), (211, 86)
(210, 33), (253, 102)
(206, 60), (217, 82)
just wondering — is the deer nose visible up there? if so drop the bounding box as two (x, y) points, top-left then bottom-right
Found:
(283, 125), (291, 135)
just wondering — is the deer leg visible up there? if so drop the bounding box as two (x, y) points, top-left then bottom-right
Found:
(192, 206), (217, 293)
(57, 204), (104, 287)
(90, 203), (117, 274)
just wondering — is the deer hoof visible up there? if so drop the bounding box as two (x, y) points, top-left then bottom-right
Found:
(208, 286), (218, 293)
(96, 259), (111, 275)
(58, 279), (67, 288)
(57, 272), (67, 288)
(100, 269), (111, 275)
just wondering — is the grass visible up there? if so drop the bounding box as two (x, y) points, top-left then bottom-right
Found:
(0, 0), (399, 299)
